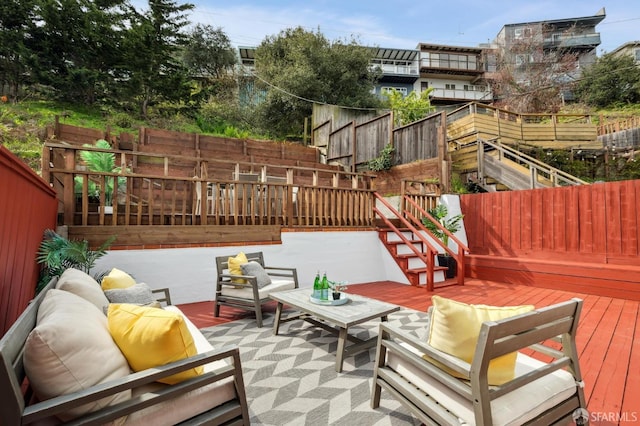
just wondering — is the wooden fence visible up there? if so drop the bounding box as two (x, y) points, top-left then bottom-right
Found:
(459, 180), (640, 299)
(460, 180), (640, 263)
(43, 142), (375, 232)
(0, 146), (57, 335)
(447, 102), (599, 149)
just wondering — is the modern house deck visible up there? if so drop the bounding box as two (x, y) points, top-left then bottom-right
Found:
(179, 279), (639, 425)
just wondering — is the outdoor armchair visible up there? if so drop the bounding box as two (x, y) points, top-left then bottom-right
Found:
(371, 297), (587, 425)
(215, 251), (299, 327)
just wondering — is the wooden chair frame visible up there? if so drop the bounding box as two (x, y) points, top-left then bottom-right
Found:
(371, 298), (587, 425)
(214, 251), (299, 327)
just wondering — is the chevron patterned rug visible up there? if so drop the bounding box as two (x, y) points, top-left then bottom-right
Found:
(200, 307), (430, 426)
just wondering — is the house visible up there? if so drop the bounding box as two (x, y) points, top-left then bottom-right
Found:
(492, 8), (606, 102)
(416, 43), (492, 108)
(609, 40), (640, 64)
(369, 47), (420, 98)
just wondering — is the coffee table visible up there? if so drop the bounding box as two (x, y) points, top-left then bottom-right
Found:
(270, 288), (401, 372)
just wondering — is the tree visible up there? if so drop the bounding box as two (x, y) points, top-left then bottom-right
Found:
(0, 0), (36, 102)
(183, 24), (236, 79)
(182, 24), (238, 107)
(384, 88), (435, 126)
(489, 24), (579, 113)
(119, 0), (194, 117)
(575, 53), (640, 107)
(254, 27), (381, 138)
(27, 0), (128, 104)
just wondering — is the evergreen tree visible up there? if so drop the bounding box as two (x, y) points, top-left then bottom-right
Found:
(0, 0), (36, 101)
(27, 0), (128, 104)
(120, 0), (194, 117)
(576, 53), (640, 107)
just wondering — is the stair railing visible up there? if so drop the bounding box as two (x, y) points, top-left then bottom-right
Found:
(479, 138), (588, 188)
(402, 196), (469, 286)
(374, 193), (443, 290)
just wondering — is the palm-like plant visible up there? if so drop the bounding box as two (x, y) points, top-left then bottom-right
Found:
(36, 229), (116, 292)
(74, 139), (125, 205)
(421, 204), (464, 251)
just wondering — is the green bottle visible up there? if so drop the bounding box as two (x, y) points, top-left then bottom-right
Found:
(313, 271), (321, 299)
(321, 272), (329, 300)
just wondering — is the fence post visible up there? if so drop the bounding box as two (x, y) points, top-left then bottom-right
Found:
(63, 149), (75, 225)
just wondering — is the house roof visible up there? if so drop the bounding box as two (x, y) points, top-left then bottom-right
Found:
(500, 7), (606, 30)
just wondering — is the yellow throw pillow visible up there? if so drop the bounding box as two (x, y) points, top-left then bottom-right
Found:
(228, 252), (248, 284)
(107, 304), (203, 385)
(101, 268), (136, 290)
(426, 295), (534, 385)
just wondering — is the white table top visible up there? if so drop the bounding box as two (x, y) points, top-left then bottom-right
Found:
(270, 288), (400, 328)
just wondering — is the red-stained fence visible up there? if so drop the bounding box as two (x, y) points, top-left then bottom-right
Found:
(0, 146), (57, 336)
(460, 180), (640, 300)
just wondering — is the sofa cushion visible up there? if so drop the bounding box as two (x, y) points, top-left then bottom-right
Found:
(241, 261), (272, 288)
(24, 289), (131, 423)
(107, 304), (203, 385)
(427, 295), (534, 385)
(227, 252), (248, 285)
(55, 267), (110, 311)
(101, 268), (137, 290)
(104, 283), (157, 306)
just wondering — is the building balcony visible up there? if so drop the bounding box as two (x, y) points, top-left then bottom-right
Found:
(543, 33), (601, 49)
(372, 64), (420, 84)
(419, 59), (484, 76)
(430, 88), (492, 102)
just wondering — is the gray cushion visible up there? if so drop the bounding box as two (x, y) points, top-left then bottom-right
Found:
(240, 261), (272, 288)
(104, 283), (156, 305)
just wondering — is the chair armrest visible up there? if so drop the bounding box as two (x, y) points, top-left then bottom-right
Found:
(218, 274), (258, 286)
(151, 287), (172, 306)
(263, 267), (298, 287)
(263, 266), (297, 273)
(22, 345), (243, 425)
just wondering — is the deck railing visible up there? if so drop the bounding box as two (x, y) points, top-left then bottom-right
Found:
(43, 142), (376, 228)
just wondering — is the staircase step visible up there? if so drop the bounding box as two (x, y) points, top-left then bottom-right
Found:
(407, 266), (449, 274)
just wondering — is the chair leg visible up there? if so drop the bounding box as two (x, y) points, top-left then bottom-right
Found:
(371, 379), (382, 409)
(255, 303), (263, 328)
(214, 301), (221, 317)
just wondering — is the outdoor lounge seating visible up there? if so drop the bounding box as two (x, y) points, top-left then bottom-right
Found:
(0, 269), (250, 425)
(371, 297), (587, 425)
(215, 251), (299, 327)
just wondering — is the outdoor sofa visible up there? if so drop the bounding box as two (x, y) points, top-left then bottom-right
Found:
(0, 268), (249, 425)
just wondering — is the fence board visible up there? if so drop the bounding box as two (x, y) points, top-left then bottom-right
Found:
(0, 146), (57, 335)
(460, 180), (640, 263)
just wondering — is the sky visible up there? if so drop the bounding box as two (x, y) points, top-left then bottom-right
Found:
(172, 0), (639, 54)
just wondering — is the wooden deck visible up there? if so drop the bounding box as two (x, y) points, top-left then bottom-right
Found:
(178, 279), (639, 425)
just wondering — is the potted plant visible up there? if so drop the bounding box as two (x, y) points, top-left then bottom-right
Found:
(421, 204), (464, 278)
(74, 139), (126, 213)
(330, 281), (348, 300)
(36, 229), (116, 292)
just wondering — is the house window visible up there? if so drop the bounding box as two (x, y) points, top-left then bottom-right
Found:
(515, 54), (534, 66)
(635, 48), (640, 63)
(421, 81), (429, 91)
(381, 87), (408, 96)
(514, 27), (532, 40)
(445, 84), (456, 90)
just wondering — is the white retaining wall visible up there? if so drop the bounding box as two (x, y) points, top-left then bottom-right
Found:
(94, 231), (410, 305)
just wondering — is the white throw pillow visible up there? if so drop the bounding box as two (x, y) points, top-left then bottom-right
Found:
(24, 289), (131, 422)
(55, 268), (110, 312)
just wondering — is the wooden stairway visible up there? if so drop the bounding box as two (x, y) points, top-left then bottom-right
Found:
(373, 193), (468, 291)
(377, 227), (448, 287)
